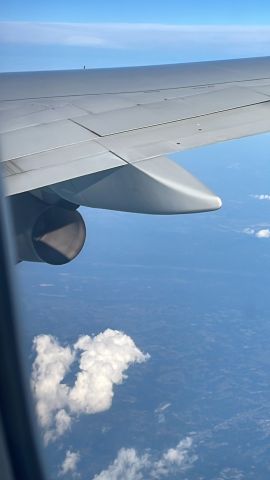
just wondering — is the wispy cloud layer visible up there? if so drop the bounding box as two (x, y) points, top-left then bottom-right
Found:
(1, 22), (270, 53)
(32, 330), (149, 444)
(92, 437), (197, 480)
(250, 194), (270, 200)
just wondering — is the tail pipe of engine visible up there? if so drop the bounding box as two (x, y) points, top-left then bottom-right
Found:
(9, 193), (86, 265)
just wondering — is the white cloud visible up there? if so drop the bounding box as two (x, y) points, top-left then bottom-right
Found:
(92, 436), (197, 480)
(59, 450), (80, 477)
(255, 228), (270, 238)
(151, 437), (197, 478)
(1, 22), (270, 55)
(251, 194), (270, 201)
(32, 329), (149, 444)
(50, 409), (72, 444)
(242, 227), (255, 235)
(218, 467), (245, 479)
(31, 334), (74, 439)
(154, 402), (171, 424)
(93, 448), (150, 480)
(243, 227), (270, 238)
(155, 402), (171, 414)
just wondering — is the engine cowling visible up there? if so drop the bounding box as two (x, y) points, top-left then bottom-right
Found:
(10, 193), (86, 265)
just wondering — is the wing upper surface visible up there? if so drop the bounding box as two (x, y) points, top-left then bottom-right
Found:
(1, 57), (270, 197)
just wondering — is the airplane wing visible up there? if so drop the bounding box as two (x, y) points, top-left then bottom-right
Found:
(1, 57), (270, 263)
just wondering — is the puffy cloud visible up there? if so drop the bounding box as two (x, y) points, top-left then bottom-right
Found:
(31, 334), (74, 436)
(49, 409), (72, 444)
(59, 450), (80, 477)
(255, 228), (270, 238)
(32, 329), (149, 444)
(93, 448), (150, 480)
(152, 437), (197, 478)
(1, 22), (270, 55)
(243, 227), (270, 238)
(69, 331), (149, 415)
(93, 436), (197, 480)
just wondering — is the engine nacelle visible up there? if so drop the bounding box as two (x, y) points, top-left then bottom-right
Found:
(9, 193), (86, 265)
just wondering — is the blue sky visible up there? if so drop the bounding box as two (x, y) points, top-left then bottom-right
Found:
(1, 0), (270, 24)
(2, 1), (270, 24)
(1, 0), (270, 71)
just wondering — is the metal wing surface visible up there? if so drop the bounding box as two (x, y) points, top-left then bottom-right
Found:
(1, 57), (270, 214)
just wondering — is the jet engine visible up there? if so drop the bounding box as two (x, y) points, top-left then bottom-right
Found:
(9, 192), (86, 265)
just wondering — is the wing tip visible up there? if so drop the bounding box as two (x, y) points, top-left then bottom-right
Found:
(210, 195), (222, 211)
